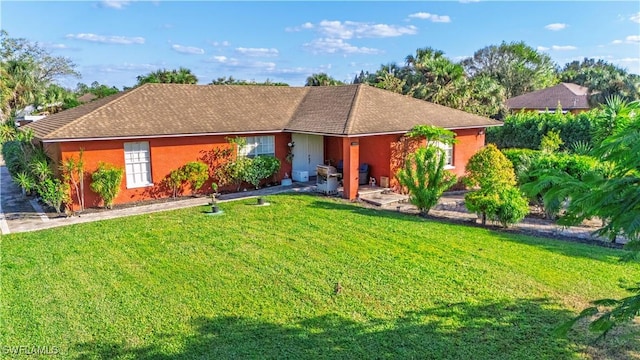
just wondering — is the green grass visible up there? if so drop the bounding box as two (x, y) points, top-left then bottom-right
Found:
(1, 193), (639, 359)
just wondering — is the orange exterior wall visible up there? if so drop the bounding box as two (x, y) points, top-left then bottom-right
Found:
(58, 133), (292, 209)
(359, 134), (397, 186)
(325, 128), (486, 200)
(343, 129), (486, 194)
(324, 136), (343, 167)
(449, 128), (485, 178)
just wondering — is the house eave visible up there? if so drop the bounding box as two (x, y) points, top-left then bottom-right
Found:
(41, 122), (504, 143)
(38, 129), (283, 143)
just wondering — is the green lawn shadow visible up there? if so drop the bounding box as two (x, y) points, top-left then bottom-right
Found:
(73, 298), (593, 359)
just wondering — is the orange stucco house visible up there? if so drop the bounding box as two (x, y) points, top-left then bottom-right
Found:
(25, 83), (502, 209)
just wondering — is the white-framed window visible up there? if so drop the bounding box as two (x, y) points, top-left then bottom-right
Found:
(238, 136), (275, 158)
(124, 141), (152, 188)
(432, 141), (454, 168)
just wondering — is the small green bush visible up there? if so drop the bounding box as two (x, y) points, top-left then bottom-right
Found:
(242, 156), (281, 189)
(12, 171), (36, 196)
(166, 168), (187, 198)
(540, 130), (564, 153)
(464, 144), (529, 227)
(182, 161), (209, 195)
(38, 178), (70, 214)
(90, 163), (124, 209)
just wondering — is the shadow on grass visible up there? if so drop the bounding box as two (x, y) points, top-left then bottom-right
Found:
(310, 197), (429, 224)
(72, 298), (612, 360)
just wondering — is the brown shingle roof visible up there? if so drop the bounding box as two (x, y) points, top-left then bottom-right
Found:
(506, 83), (590, 111)
(347, 85), (502, 135)
(286, 85), (359, 135)
(27, 83), (502, 141)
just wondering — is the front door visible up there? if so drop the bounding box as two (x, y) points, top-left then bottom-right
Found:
(292, 133), (324, 176)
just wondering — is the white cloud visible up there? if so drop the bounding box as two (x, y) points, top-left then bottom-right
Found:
(100, 1), (130, 9)
(285, 22), (314, 32)
(304, 38), (383, 55)
(537, 46), (550, 51)
(631, 12), (640, 23)
(317, 20), (417, 39)
(92, 62), (160, 73)
(612, 57), (640, 74)
(551, 45), (577, 51)
(288, 20), (417, 39)
(211, 40), (230, 47)
(43, 43), (70, 50)
(171, 44), (205, 55)
(207, 56), (276, 71)
(235, 47), (279, 57)
(544, 23), (567, 31)
(612, 36), (640, 44)
(626, 35), (640, 43)
(408, 12), (451, 23)
(65, 33), (145, 45)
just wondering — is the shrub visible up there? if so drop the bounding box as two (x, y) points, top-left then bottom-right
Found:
(182, 161), (209, 195)
(486, 109), (597, 150)
(501, 148), (542, 183)
(12, 171), (36, 196)
(242, 156), (281, 189)
(464, 144), (529, 226)
(90, 163), (124, 209)
(493, 186), (530, 227)
(540, 130), (563, 153)
(397, 145), (457, 216)
(60, 151), (86, 211)
(38, 178), (70, 214)
(519, 152), (603, 218)
(225, 156), (253, 191)
(166, 168), (186, 198)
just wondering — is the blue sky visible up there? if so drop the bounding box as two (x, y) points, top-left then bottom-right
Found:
(2, 1), (639, 89)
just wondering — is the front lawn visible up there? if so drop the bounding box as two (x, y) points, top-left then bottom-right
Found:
(1, 194), (639, 359)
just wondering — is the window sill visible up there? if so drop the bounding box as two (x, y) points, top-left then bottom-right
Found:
(444, 165), (455, 170)
(127, 183), (154, 189)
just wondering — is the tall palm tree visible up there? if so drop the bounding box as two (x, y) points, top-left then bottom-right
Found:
(3, 59), (42, 117)
(136, 68), (198, 86)
(304, 73), (344, 86)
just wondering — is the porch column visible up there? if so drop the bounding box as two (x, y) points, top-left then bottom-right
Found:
(342, 137), (360, 200)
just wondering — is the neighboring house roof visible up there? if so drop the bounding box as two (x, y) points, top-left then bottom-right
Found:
(26, 83), (502, 142)
(77, 93), (98, 103)
(506, 82), (591, 111)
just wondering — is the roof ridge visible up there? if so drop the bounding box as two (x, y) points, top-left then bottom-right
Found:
(342, 84), (362, 135)
(47, 85), (144, 139)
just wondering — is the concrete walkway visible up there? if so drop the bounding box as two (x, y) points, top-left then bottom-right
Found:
(0, 163), (623, 246)
(0, 173), (316, 234)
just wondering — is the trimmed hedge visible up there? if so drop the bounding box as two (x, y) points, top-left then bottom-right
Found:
(487, 110), (598, 150)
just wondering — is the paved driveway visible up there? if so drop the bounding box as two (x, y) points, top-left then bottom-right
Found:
(1, 164), (52, 235)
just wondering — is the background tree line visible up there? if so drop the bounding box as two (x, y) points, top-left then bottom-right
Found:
(2, 29), (638, 124)
(308, 41), (639, 119)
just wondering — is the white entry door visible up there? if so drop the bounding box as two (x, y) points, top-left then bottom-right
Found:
(292, 133), (324, 176)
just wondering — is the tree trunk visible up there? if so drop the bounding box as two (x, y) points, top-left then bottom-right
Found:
(481, 212), (487, 226)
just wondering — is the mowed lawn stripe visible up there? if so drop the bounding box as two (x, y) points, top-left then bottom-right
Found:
(1, 194), (638, 359)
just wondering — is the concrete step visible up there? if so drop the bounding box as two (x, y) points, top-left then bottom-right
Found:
(359, 190), (409, 206)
